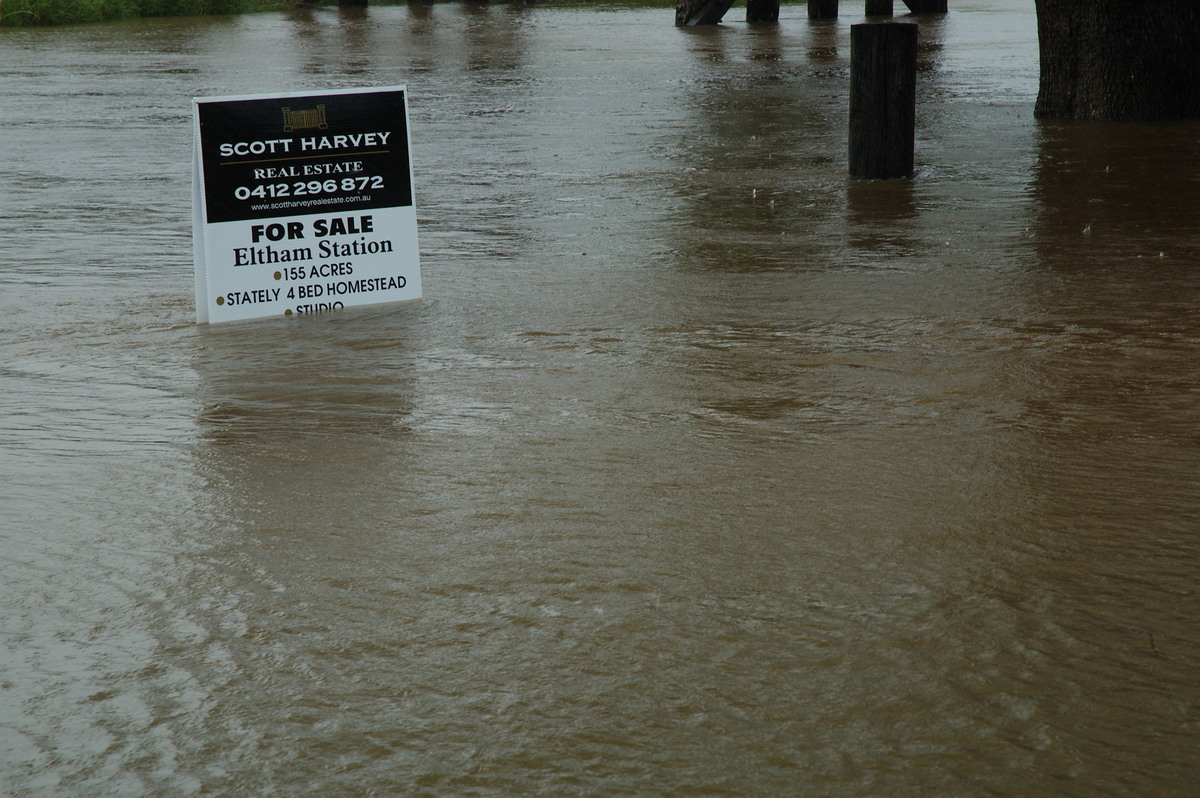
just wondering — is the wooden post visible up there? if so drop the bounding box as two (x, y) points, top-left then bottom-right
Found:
(849, 22), (918, 179)
(902, 0), (947, 11)
(676, 0), (736, 25)
(808, 0), (838, 19)
(747, 0), (780, 23)
(865, 0), (893, 16)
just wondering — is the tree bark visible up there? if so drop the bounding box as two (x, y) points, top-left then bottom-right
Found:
(1035, 0), (1200, 120)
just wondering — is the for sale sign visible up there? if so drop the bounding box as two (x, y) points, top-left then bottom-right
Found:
(192, 86), (421, 323)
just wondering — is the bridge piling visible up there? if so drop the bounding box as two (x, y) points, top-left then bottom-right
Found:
(676, 0), (736, 26)
(808, 0), (838, 18)
(865, 0), (893, 16)
(902, 0), (947, 11)
(746, 0), (780, 23)
(849, 22), (918, 179)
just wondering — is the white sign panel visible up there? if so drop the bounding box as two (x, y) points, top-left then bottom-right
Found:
(193, 86), (421, 323)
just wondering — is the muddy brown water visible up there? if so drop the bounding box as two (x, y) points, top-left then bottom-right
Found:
(2, 1), (1199, 794)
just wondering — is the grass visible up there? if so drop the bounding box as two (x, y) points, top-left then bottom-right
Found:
(0, 0), (292, 26)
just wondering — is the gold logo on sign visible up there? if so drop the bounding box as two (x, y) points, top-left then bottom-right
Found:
(281, 104), (328, 132)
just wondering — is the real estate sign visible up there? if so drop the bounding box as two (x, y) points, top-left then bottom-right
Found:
(193, 86), (421, 323)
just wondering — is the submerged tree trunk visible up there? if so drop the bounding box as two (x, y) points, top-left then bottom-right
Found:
(1035, 0), (1200, 120)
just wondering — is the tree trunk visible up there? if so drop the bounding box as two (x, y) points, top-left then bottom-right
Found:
(1035, 0), (1200, 120)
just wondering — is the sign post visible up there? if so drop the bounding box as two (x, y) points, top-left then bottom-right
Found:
(192, 86), (421, 323)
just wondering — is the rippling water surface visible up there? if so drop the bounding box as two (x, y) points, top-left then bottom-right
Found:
(2, 2), (1199, 794)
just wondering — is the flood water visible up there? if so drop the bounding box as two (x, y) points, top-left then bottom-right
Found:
(2, 1), (1199, 794)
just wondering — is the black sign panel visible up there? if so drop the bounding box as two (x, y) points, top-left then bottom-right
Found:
(196, 89), (413, 224)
